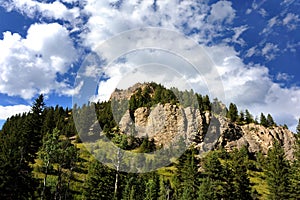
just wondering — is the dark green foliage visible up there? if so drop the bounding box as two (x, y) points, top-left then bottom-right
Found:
(129, 83), (178, 120)
(245, 109), (254, 124)
(176, 148), (200, 200)
(0, 127), (35, 199)
(265, 141), (291, 200)
(290, 133), (300, 199)
(237, 110), (245, 124)
(144, 173), (160, 200)
(227, 148), (252, 200)
(84, 160), (115, 200)
(260, 113), (268, 127)
(197, 177), (218, 200)
(266, 114), (276, 127)
(227, 103), (238, 122)
(199, 151), (224, 199)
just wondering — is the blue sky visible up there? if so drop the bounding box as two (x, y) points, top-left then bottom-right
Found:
(0, 0), (299, 131)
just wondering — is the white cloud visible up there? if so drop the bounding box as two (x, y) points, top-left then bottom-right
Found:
(261, 43), (279, 61)
(261, 16), (280, 35)
(258, 8), (268, 17)
(81, 0), (236, 49)
(0, 105), (31, 120)
(0, 23), (77, 99)
(283, 13), (300, 30)
(3, 0), (80, 22)
(245, 46), (258, 58)
(276, 72), (294, 82)
(2, 0), (300, 132)
(206, 44), (300, 132)
(207, 1), (236, 24)
(230, 25), (248, 46)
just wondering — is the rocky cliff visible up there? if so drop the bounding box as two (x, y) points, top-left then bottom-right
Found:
(112, 83), (296, 159)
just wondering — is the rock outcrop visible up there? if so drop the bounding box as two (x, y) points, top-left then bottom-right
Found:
(119, 103), (296, 159)
(113, 83), (296, 159)
(119, 103), (204, 147)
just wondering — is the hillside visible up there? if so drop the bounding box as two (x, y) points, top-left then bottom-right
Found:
(0, 84), (300, 199)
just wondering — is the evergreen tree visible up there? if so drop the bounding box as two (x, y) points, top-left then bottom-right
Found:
(266, 114), (276, 127)
(0, 128), (35, 199)
(158, 179), (172, 200)
(245, 109), (254, 124)
(237, 110), (245, 124)
(176, 148), (200, 200)
(199, 151), (224, 199)
(84, 160), (115, 200)
(260, 113), (268, 127)
(297, 118), (300, 134)
(24, 94), (46, 162)
(228, 148), (252, 200)
(290, 132), (300, 199)
(144, 173), (160, 200)
(197, 177), (218, 200)
(227, 103), (238, 122)
(265, 141), (290, 200)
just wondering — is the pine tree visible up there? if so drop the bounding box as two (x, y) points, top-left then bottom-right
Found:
(144, 174), (159, 200)
(290, 127), (300, 199)
(227, 103), (238, 122)
(0, 128), (35, 199)
(265, 141), (290, 199)
(176, 148), (200, 200)
(24, 94), (46, 162)
(237, 110), (245, 124)
(245, 109), (253, 124)
(197, 177), (218, 200)
(199, 151), (224, 199)
(260, 113), (268, 127)
(297, 118), (300, 134)
(229, 148), (252, 200)
(158, 179), (172, 200)
(266, 114), (276, 127)
(84, 160), (115, 200)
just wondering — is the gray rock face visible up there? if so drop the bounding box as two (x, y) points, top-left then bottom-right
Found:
(215, 120), (296, 160)
(119, 103), (296, 159)
(119, 103), (204, 147)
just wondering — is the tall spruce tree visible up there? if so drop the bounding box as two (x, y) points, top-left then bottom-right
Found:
(227, 103), (238, 122)
(266, 114), (275, 127)
(24, 94), (46, 162)
(290, 120), (300, 198)
(265, 141), (290, 200)
(245, 109), (253, 124)
(260, 113), (268, 127)
(176, 148), (200, 200)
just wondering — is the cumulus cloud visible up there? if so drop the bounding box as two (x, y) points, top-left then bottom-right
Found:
(1, 0), (300, 131)
(207, 1), (236, 24)
(3, 0), (80, 22)
(206, 44), (300, 131)
(0, 23), (77, 99)
(0, 105), (31, 120)
(81, 0), (236, 49)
